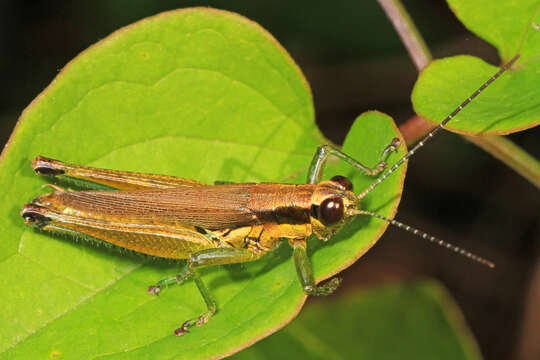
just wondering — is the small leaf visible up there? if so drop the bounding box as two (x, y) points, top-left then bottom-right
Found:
(311, 111), (406, 282)
(412, 0), (540, 135)
(233, 281), (482, 360)
(0, 8), (405, 360)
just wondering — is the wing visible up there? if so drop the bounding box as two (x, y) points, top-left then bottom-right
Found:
(31, 184), (258, 230)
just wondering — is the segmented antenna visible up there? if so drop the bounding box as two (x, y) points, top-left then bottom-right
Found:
(357, 54), (520, 199)
(352, 210), (494, 268)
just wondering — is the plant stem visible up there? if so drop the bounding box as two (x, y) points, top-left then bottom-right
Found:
(377, 0), (540, 190)
(398, 115), (434, 144)
(399, 116), (540, 190)
(377, 0), (431, 71)
(464, 135), (540, 190)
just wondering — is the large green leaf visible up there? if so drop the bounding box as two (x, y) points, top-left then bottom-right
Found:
(233, 280), (482, 360)
(412, 0), (540, 135)
(0, 8), (406, 359)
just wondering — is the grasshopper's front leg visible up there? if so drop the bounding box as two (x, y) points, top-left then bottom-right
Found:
(291, 239), (341, 296)
(148, 248), (261, 336)
(307, 139), (400, 184)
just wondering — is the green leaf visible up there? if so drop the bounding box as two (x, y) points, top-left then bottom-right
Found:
(312, 111), (406, 281)
(0, 8), (405, 359)
(412, 0), (540, 135)
(233, 280), (482, 360)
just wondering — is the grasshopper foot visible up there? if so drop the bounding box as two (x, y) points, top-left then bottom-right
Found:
(148, 270), (188, 296)
(305, 277), (342, 296)
(373, 137), (401, 174)
(373, 161), (388, 174)
(385, 137), (401, 154)
(196, 308), (216, 326)
(318, 276), (342, 295)
(174, 308), (216, 336)
(174, 319), (197, 336)
(147, 284), (161, 295)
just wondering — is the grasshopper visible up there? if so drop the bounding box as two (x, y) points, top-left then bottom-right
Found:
(21, 54), (519, 336)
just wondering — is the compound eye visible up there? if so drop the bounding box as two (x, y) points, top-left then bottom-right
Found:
(319, 196), (344, 225)
(330, 175), (353, 191)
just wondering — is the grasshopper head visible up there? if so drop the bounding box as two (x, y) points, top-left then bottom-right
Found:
(310, 176), (359, 241)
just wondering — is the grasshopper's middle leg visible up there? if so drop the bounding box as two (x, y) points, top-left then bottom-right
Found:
(148, 248), (261, 336)
(291, 239), (342, 296)
(307, 138), (401, 184)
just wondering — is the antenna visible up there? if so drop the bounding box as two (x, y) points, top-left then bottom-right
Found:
(358, 54), (520, 200)
(352, 210), (494, 268)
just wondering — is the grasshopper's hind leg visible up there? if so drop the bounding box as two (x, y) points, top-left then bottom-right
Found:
(148, 248), (261, 336)
(31, 155), (205, 190)
(307, 138), (401, 184)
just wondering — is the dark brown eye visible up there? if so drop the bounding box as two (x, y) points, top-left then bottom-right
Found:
(319, 196), (344, 225)
(330, 175), (353, 191)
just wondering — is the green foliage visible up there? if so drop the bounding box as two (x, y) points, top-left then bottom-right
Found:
(412, 0), (540, 135)
(234, 281), (481, 360)
(0, 8), (405, 359)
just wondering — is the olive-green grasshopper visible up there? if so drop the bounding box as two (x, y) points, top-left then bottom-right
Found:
(21, 54), (519, 336)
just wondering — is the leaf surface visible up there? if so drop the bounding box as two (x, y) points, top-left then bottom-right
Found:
(412, 0), (540, 135)
(0, 8), (405, 359)
(233, 281), (482, 360)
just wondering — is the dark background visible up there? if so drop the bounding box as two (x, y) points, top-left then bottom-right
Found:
(1, 1), (539, 359)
